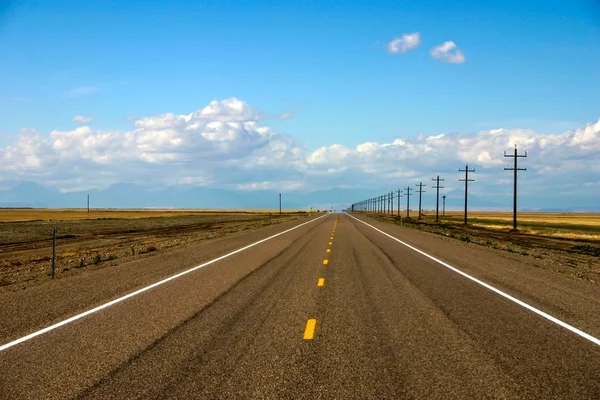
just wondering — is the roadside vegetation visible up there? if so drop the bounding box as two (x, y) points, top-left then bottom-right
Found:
(364, 211), (600, 284)
(0, 210), (318, 290)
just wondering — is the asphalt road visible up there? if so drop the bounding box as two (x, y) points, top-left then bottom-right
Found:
(1, 213), (599, 399)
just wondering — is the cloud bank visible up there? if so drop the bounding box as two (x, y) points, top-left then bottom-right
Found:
(1, 98), (598, 203)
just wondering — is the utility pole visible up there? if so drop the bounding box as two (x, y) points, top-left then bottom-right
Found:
(397, 189), (402, 217)
(279, 193), (282, 216)
(432, 175), (444, 222)
(388, 192), (391, 215)
(504, 146), (527, 230)
(87, 194), (90, 214)
(390, 191), (394, 215)
(442, 195), (447, 216)
(416, 182), (426, 219)
(385, 193), (390, 214)
(405, 186), (413, 218)
(459, 163), (475, 224)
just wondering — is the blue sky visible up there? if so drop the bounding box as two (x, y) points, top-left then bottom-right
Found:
(2, 0), (599, 147)
(0, 0), (599, 207)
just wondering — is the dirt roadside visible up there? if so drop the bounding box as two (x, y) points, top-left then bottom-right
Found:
(362, 212), (600, 284)
(0, 212), (315, 291)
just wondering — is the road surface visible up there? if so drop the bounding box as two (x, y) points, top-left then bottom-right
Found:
(1, 213), (599, 399)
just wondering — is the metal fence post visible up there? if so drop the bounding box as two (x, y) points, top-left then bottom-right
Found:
(52, 227), (56, 279)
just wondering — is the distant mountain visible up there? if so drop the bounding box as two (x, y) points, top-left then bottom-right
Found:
(0, 181), (60, 207)
(0, 181), (598, 212)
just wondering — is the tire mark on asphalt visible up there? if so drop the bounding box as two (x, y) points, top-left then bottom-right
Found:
(76, 216), (329, 399)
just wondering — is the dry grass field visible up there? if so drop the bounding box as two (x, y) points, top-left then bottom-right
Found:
(441, 211), (600, 226)
(432, 211), (600, 242)
(0, 209), (318, 290)
(366, 210), (600, 283)
(0, 208), (312, 223)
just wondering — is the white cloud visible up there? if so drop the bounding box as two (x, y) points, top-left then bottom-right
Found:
(66, 86), (98, 98)
(0, 98), (302, 190)
(387, 33), (422, 54)
(279, 111), (294, 120)
(1, 97), (599, 202)
(302, 119), (600, 195)
(72, 115), (94, 124)
(430, 41), (466, 64)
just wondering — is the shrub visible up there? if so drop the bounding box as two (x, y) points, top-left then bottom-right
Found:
(92, 254), (102, 264)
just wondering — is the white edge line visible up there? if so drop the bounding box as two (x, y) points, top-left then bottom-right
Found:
(346, 213), (600, 347)
(0, 213), (330, 352)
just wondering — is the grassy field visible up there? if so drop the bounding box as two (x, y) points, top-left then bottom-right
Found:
(0, 209), (320, 290)
(440, 211), (600, 226)
(424, 211), (600, 242)
(0, 208), (315, 222)
(364, 211), (600, 282)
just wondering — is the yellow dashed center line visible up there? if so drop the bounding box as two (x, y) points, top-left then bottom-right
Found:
(323, 259), (329, 265)
(304, 319), (317, 340)
(329, 242), (332, 245)
(326, 249), (331, 252)
(317, 278), (325, 286)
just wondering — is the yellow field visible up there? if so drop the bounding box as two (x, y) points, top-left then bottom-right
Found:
(441, 212), (600, 226)
(432, 211), (600, 242)
(0, 208), (314, 222)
